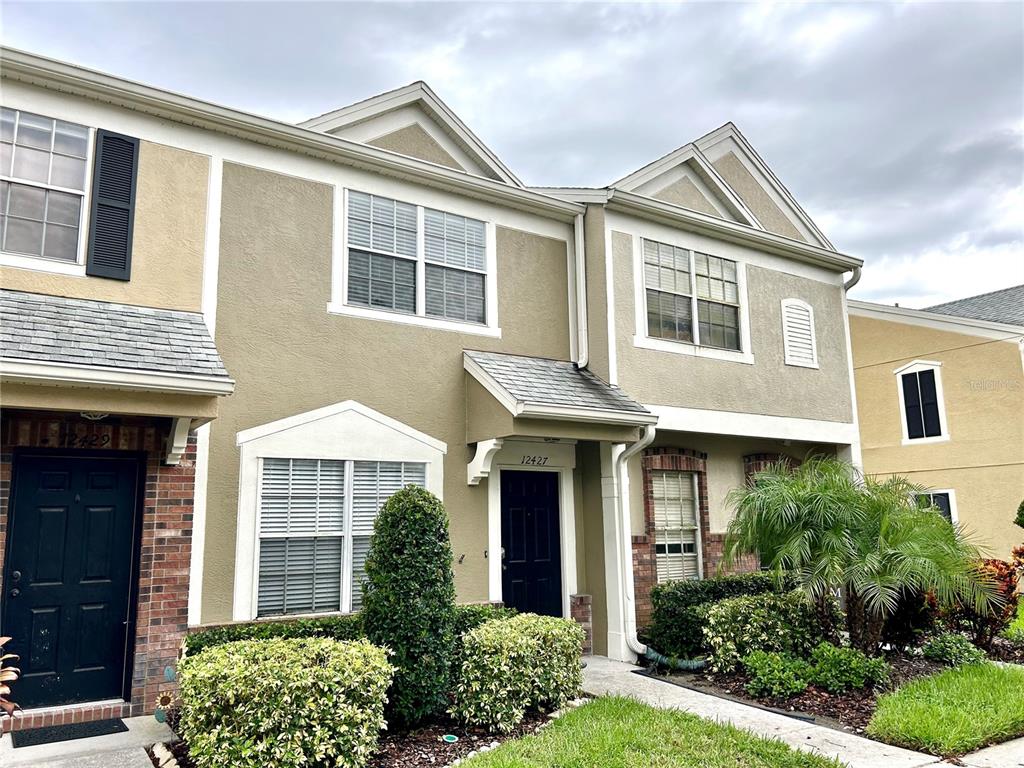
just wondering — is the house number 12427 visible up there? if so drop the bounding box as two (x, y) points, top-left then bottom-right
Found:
(520, 455), (549, 466)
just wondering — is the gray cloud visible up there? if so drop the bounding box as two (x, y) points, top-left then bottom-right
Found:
(4, 1), (1022, 306)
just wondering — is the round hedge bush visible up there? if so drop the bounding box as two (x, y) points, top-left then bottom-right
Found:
(178, 637), (393, 768)
(362, 485), (457, 726)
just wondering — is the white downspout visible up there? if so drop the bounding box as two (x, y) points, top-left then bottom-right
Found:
(614, 423), (656, 656)
(573, 212), (589, 369)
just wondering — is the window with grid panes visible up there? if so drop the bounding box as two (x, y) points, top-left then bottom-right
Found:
(1, 108), (90, 263)
(650, 470), (700, 582)
(643, 239), (693, 342)
(347, 190), (489, 325)
(694, 252), (740, 350)
(257, 458), (425, 616)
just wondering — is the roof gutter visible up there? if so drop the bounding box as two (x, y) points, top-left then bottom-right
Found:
(1, 358), (236, 396)
(0, 47), (583, 223)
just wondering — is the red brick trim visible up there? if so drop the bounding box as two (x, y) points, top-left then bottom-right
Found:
(742, 452), (799, 480)
(1, 410), (195, 730)
(570, 594), (593, 655)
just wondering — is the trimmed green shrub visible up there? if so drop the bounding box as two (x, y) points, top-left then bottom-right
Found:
(452, 603), (518, 677)
(450, 613), (583, 733)
(741, 651), (810, 698)
(704, 590), (839, 673)
(881, 588), (938, 653)
(647, 572), (796, 659)
(807, 642), (890, 693)
(363, 486), (456, 727)
(922, 632), (986, 667)
(1014, 498), (1024, 531)
(182, 613), (364, 657)
(178, 638), (393, 768)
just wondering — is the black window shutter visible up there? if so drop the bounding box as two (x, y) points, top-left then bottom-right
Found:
(917, 369), (942, 437)
(932, 493), (952, 522)
(86, 130), (140, 280)
(902, 373), (925, 439)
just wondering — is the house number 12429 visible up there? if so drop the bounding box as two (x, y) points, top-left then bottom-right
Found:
(520, 455), (549, 466)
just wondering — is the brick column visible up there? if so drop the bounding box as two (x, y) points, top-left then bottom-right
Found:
(569, 594), (593, 655)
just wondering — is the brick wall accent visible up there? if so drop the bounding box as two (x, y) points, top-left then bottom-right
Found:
(1, 410), (196, 732)
(633, 448), (709, 629)
(569, 594), (593, 655)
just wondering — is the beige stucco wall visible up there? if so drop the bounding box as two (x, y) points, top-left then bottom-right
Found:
(0, 383), (219, 421)
(851, 314), (1024, 558)
(651, 176), (719, 216)
(201, 162), (575, 622)
(577, 441), (608, 655)
(0, 141), (209, 311)
(367, 123), (464, 171)
(712, 152), (804, 242)
(611, 231), (853, 422)
(583, 204), (611, 382)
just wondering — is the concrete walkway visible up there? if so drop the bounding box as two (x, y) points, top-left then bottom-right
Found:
(0, 716), (173, 768)
(583, 655), (1024, 768)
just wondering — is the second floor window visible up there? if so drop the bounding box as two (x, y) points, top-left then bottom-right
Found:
(346, 190), (488, 325)
(643, 238), (741, 351)
(1, 108), (90, 263)
(896, 361), (946, 442)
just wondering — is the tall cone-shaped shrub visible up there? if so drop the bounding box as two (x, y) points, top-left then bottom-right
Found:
(362, 486), (456, 726)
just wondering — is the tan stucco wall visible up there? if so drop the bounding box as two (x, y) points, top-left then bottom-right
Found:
(367, 123), (464, 171)
(712, 152), (805, 242)
(577, 441), (608, 655)
(0, 383), (219, 420)
(651, 176), (720, 217)
(583, 204), (611, 381)
(0, 141), (209, 311)
(851, 314), (1024, 558)
(201, 162), (574, 622)
(611, 231), (853, 422)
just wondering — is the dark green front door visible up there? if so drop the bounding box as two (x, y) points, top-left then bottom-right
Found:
(3, 452), (141, 708)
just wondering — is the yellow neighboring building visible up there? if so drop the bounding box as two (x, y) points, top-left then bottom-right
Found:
(849, 286), (1024, 560)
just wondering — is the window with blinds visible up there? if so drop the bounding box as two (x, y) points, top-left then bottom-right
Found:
(781, 299), (818, 368)
(650, 469), (701, 582)
(256, 457), (426, 617)
(346, 189), (489, 325)
(642, 238), (741, 351)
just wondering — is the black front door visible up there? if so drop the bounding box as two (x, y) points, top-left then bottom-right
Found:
(501, 470), (562, 617)
(3, 452), (141, 709)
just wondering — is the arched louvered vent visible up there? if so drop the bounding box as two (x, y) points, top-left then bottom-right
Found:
(781, 298), (818, 368)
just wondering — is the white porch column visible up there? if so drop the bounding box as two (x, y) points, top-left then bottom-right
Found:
(601, 441), (630, 661)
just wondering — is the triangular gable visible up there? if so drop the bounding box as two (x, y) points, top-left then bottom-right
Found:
(299, 82), (522, 186)
(695, 123), (832, 248)
(611, 143), (762, 229)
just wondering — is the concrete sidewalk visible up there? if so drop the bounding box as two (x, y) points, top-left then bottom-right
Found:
(583, 655), (1023, 768)
(0, 716), (173, 768)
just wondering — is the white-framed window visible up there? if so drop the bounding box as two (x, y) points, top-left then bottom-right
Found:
(781, 298), (818, 368)
(344, 189), (490, 327)
(915, 489), (957, 524)
(642, 238), (742, 352)
(1, 107), (91, 268)
(256, 457), (426, 617)
(650, 469), (702, 582)
(894, 360), (949, 445)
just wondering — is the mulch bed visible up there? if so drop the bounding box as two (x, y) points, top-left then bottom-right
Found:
(988, 637), (1024, 665)
(655, 654), (946, 735)
(149, 707), (552, 768)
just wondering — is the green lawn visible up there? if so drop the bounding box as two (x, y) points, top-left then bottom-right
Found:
(867, 662), (1024, 756)
(459, 696), (841, 768)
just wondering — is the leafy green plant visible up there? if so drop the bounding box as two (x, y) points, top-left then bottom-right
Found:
(1014, 498), (1024, 531)
(178, 638), (393, 768)
(703, 590), (839, 673)
(867, 663), (1024, 756)
(0, 636), (20, 717)
(881, 588), (938, 653)
(1002, 605), (1024, 646)
(942, 558), (1019, 649)
(182, 613), (364, 657)
(922, 632), (986, 667)
(807, 642), (889, 693)
(450, 613), (583, 733)
(362, 485), (456, 727)
(647, 572), (796, 659)
(724, 459), (996, 654)
(741, 651), (810, 698)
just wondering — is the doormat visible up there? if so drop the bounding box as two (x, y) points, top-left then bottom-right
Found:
(11, 718), (128, 748)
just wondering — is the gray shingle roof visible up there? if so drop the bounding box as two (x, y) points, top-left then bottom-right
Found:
(465, 349), (651, 417)
(923, 285), (1024, 327)
(1, 289), (230, 379)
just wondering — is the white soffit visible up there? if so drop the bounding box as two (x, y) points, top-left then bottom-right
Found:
(299, 82), (522, 187)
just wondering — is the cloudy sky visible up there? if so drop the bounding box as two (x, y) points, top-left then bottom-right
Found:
(4, 2), (1022, 306)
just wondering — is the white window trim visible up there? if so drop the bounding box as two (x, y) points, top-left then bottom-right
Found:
(0, 110), (95, 277)
(781, 298), (819, 369)
(328, 186), (501, 337)
(916, 488), (959, 525)
(631, 233), (754, 364)
(894, 360), (950, 446)
(653, 471), (704, 582)
(232, 400), (446, 622)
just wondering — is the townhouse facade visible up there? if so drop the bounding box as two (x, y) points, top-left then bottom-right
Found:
(849, 289), (1024, 560)
(0, 48), (862, 726)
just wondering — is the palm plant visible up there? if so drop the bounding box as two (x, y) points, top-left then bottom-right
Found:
(724, 458), (997, 654)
